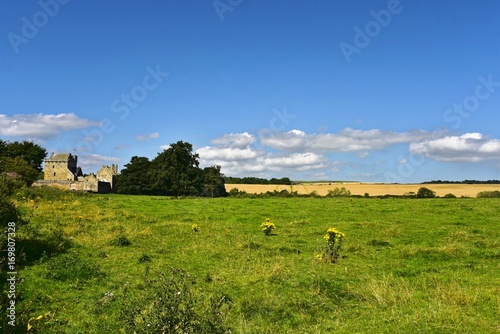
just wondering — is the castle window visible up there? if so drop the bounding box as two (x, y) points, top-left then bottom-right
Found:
(52, 165), (55, 169)
(53, 172), (56, 176)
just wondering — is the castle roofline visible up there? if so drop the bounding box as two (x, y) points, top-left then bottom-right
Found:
(45, 153), (76, 161)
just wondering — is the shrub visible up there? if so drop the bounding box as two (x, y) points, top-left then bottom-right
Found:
(443, 193), (457, 198)
(228, 188), (247, 197)
(326, 187), (351, 197)
(416, 187), (436, 198)
(0, 174), (26, 197)
(477, 190), (500, 198)
(309, 190), (321, 198)
(120, 267), (231, 333)
(21, 185), (89, 201)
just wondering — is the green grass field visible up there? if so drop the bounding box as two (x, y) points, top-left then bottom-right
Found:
(7, 194), (500, 333)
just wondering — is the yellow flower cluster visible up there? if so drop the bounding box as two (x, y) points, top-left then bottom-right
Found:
(323, 228), (345, 241)
(261, 218), (276, 236)
(191, 224), (200, 232)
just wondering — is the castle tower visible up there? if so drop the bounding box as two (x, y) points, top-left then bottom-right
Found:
(44, 153), (79, 181)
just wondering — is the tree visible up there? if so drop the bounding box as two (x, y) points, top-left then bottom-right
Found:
(0, 139), (46, 185)
(416, 187), (436, 198)
(150, 141), (202, 196)
(116, 156), (152, 195)
(1, 157), (39, 186)
(2, 140), (47, 172)
(201, 165), (227, 197)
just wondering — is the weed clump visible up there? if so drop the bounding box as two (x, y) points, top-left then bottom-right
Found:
(120, 267), (231, 333)
(317, 228), (345, 263)
(261, 218), (276, 236)
(110, 234), (131, 246)
(138, 254), (152, 263)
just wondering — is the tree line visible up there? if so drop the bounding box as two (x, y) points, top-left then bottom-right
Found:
(116, 141), (227, 197)
(224, 176), (291, 185)
(422, 180), (500, 184)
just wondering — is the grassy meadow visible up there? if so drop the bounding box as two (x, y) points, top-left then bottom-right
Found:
(5, 192), (500, 333)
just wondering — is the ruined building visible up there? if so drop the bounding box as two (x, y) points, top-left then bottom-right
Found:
(35, 153), (118, 193)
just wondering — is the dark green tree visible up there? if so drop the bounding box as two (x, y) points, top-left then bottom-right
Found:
(150, 141), (202, 196)
(416, 187), (436, 198)
(116, 156), (152, 195)
(201, 165), (227, 197)
(2, 140), (47, 172)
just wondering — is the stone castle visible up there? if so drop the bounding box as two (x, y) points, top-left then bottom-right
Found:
(35, 153), (118, 193)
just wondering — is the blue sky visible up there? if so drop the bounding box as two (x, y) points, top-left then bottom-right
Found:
(1, 0), (500, 182)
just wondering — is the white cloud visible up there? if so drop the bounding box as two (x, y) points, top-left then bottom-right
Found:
(79, 154), (121, 170)
(210, 132), (256, 148)
(410, 133), (500, 162)
(260, 128), (444, 152)
(0, 113), (100, 139)
(135, 132), (160, 141)
(197, 146), (260, 160)
(197, 144), (326, 177)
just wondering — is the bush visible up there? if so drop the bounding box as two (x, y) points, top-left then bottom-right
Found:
(443, 193), (457, 198)
(21, 185), (89, 202)
(416, 187), (436, 198)
(477, 190), (500, 198)
(120, 267), (231, 333)
(326, 187), (351, 197)
(228, 188), (247, 197)
(0, 174), (26, 197)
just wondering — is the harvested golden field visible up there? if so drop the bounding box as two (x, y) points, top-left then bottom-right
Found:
(225, 183), (500, 197)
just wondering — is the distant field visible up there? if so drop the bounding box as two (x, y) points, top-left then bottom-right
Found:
(226, 183), (500, 197)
